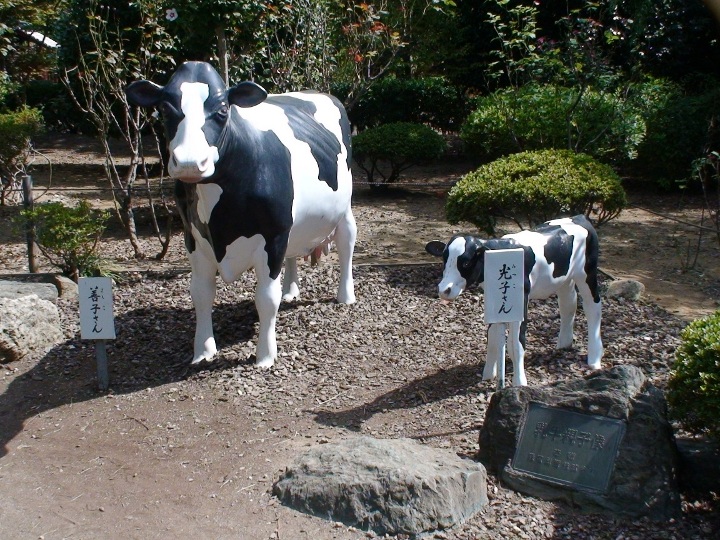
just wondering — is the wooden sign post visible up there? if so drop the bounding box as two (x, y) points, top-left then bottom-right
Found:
(484, 248), (525, 387)
(78, 277), (116, 390)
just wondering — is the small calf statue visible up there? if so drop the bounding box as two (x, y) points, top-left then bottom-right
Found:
(425, 215), (603, 387)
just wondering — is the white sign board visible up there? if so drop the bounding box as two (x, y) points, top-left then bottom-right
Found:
(79, 277), (116, 340)
(484, 248), (525, 324)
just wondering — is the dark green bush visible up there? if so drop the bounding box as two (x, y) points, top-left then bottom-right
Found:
(22, 79), (84, 132)
(460, 84), (645, 167)
(632, 80), (720, 187)
(16, 200), (109, 282)
(335, 77), (469, 132)
(667, 311), (720, 441)
(352, 122), (447, 187)
(446, 149), (627, 235)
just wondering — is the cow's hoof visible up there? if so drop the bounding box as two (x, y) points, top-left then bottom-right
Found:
(190, 356), (214, 367)
(337, 293), (356, 304)
(255, 357), (275, 369)
(587, 360), (602, 370)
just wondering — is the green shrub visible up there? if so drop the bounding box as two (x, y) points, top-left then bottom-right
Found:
(353, 122), (447, 187)
(335, 77), (469, 132)
(446, 149), (627, 235)
(460, 84), (645, 167)
(633, 81), (720, 187)
(667, 311), (720, 441)
(16, 201), (109, 282)
(0, 106), (44, 174)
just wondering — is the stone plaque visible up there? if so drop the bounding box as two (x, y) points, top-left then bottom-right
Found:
(512, 402), (626, 492)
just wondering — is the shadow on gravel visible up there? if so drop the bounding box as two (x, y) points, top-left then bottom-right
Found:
(0, 295), (261, 458)
(311, 361), (487, 432)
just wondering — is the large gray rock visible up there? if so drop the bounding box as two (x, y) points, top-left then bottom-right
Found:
(478, 365), (681, 520)
(273, 436), (488, 536)
(0, 294), (64, 363)
(0, 279), (58, 302)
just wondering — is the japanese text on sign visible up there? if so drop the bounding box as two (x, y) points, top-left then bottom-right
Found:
(513, 403), (626, 492)
(484, 248), (525, 324)
(79, 277), (116, 340)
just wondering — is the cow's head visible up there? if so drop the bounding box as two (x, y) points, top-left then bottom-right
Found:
(425, 235), (486, 300)
(125, 61), (268, 182)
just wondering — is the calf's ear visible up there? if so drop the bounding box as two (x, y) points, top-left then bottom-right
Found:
(228, 81), (268, 108)
(125, 80), (163, 108)
(425, 241), (446, 257)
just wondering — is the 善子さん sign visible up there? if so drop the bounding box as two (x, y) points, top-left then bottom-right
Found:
(79, 277), (116, 340)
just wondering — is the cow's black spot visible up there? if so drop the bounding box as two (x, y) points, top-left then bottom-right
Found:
(536, 224), (572, 278)
(267, 94), (344, 191)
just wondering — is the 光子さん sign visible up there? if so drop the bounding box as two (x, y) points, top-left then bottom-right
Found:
(79, 277), (116, 340)
(484, 248), (525, 324)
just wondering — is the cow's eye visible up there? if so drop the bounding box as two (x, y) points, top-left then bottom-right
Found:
(216, 105), (229, 120)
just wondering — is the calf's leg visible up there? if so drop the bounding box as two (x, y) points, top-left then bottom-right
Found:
(484, 323), (506, 386)
(188, 251), (218, 364)
(577, 281), (603, 369)
(556, 281), (578, 349)
(507, 320), (527, 386)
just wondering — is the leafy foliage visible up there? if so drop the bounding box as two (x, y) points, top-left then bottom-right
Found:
(352, 122), (447, 186)
(667, 310), (720, 441)
(335, 76), (469, 131)
(460, 83), (645, 166)
(17, 201), (109, 282)
(446, 149), (627, 235)
(0, 107), (44, 205)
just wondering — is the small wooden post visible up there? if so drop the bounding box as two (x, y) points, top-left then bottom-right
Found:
(95, 340), (109, 391)
(21, 174), (38, 273)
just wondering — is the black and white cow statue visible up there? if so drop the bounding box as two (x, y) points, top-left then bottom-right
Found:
(425, 215), (603, 387)
(125, 61), (356, 368)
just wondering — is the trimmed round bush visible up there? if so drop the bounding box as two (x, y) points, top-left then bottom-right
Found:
(446, 149), (627, 235)
(667, 310), (720, 441)
(353, 122), (447, 186)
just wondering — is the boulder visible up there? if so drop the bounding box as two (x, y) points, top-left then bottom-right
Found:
(0, 279), (58, 302)
(604, 279), (645, 301)
(0, 294), (64, 363)
(478, 365), (681, 520)
(273, 436), (488, 536)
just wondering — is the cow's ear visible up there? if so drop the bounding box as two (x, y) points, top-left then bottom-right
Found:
(228, 81), (268, 108)
(425, 241), (446, 257)
(125, 80), (163, 108)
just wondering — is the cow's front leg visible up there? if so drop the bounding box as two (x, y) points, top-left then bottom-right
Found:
(282, 257), (300, 301)
(334, 208), (357, 304)
(255, 269), (282, 368)
(484, 323), (506, 386)
(507, 321), (527, 386)
(556, 282), (578, 349)
(188, 251), (218, 364)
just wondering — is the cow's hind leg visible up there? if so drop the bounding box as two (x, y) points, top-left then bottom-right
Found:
(577, 281), (603, 369)
(334, 208), (357, 304)
(556, 281), (578, 350)
(255, 268), (283, 368)
(282, 257), (300, 301)
(189, 251), (218, 364)
(507, 321), (527, 386)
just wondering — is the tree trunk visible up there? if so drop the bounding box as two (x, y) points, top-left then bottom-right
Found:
(216, 26), (229, 85)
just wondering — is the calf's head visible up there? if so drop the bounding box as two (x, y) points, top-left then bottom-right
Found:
(125, 61), (268, 182)
(425, 235), (486, 300)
